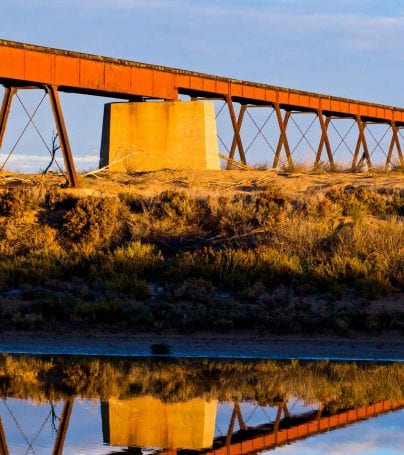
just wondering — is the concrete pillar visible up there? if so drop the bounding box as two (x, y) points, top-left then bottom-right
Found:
(101, 396), (218, 449)
(100, 101), (220, 171)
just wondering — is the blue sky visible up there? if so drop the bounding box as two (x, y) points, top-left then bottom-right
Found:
(1, 0), (404, 170)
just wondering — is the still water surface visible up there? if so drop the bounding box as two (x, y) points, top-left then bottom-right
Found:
(0, 354), (402, 454)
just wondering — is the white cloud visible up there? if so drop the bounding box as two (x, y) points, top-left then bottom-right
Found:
(0, 153), (99, 172)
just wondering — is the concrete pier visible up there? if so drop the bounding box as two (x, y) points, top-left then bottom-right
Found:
(102, 396), (218, 449)
(100, 101), (220, 172)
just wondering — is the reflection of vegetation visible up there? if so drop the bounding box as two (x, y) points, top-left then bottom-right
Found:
(0, 179), (402, 333)
(0, 354), (402, 413)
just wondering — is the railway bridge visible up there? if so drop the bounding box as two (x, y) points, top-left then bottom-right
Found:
(0, 397), (402, 454)
(1, 39), (403, 187)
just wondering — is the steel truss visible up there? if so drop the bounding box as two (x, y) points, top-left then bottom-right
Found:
(1, 40), (404, 185)
(0, 85), (78, 187)
(0, 397), (74, 455)
(203, 95), (404, 171)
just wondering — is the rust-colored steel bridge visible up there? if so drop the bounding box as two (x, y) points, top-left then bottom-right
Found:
(0, 398), (402, 454)
(160, 400), (404, 455)
(1, 39), (404, 187)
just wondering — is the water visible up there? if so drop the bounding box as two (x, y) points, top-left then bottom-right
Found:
(0, 354), (402, 454)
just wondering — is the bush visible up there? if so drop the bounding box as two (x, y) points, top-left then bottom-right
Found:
(0, 187), (47, 217)
(325, 186), (400, 217)
(61, 196), (131, 248)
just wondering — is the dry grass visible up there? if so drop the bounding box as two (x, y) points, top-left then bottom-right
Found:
(0, 354), (402, 409)
(0, 169), (402, 334)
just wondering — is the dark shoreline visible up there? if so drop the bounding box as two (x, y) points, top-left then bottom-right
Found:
(0, 332), (403, 361)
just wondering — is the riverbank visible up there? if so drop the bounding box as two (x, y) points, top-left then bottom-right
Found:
(0, 331), (403, 360)
(0, 169), (402, 336)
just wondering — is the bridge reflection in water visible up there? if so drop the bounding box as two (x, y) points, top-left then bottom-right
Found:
(100, 397), (403, 454)
(101, 397), (218, 450)
(0, 396), (402, 454)
(0, 352), (403, 455)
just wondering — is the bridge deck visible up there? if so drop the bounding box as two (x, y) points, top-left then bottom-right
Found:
(1, 39), (403, 124)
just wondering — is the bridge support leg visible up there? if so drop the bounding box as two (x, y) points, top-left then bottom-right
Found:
(225, 402), (246, 446)
(273, 104), (292, 168)
(235, 402), (246, 430)
(52, 397), (74, 455)
(0, 416), (10, 455)
(225, 404), (238, 446)
(273, 404), (283, 444)
(352, 115), (372, 171)
(46, 86), (78, 187)
(225, 96), (247, 166)
(227, 105), (247, 169)
(385, 121), (404, 169)
(0, 87), (16, 151)
(316, 112), (334, 170)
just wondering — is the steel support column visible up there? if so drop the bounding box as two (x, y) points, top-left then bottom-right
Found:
(273, 404), (283, 443)
(316, 111), (334, 169)
(225, 404), (238, 446)
(0, 87), (16, 150)
(225, 402), (246, 446)
(227, 105), (247, 168)
(352, 115), (372, 170)
(273, 104), (292, 168)
(235, 402), (246, 430)
(225, 95), (246, 165)
(0, 416), (9, 455)
(385, 121), (404, 169)
(46, 85), (78, 187)
(52, 397), (74, 455)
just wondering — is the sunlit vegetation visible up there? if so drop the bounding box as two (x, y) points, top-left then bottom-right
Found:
(0, 354), (402, 412)
(0, 171), (402, 334)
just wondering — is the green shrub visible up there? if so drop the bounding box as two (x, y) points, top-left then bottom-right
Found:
(110, 241), (163, 276)
(105, 276), (150, 299)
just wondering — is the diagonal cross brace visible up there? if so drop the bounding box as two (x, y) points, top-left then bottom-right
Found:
(330, 118), (356, 156)
(225, 96), (247, 166)
(245, 108), (275, 154)
(290, 114), (317, 156)
(15, 93), (65, 174)
(273, 104), (292, 168)
(352, 115), (372, 170)
(316, 111), (334, 170)
(228, 104), (247, 168)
